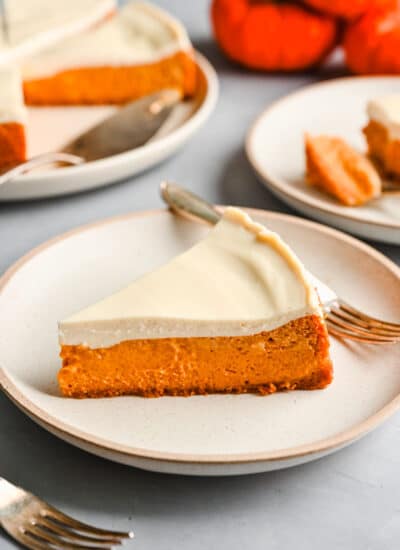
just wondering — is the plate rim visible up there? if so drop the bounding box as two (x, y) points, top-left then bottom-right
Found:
(9, 50), (218, 185)
(245, 75), (400, 231)
(1, 207), (400, 466)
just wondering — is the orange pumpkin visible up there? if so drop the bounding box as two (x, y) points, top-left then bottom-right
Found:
(211, 0), (338, 71)
(301, 0), (373, 20)
(344, 2), (400, 74)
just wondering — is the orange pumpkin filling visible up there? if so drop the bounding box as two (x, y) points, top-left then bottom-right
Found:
(59, 315), (333, 398)
(23, 51), (197, 106)
(0, 122), (26, 170)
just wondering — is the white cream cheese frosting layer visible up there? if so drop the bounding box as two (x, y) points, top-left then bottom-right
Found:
(367, 95), (400, 139)
(22, 1), (192, 81)
(59, 208), (322, 348)
(0, 0), (115, 65)
(0, 67), (26, 124)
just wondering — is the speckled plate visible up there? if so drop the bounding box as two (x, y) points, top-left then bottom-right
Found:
(246, 77), (400, 245)
(1, 208), (400, 475)
(0, 52), (218, 201)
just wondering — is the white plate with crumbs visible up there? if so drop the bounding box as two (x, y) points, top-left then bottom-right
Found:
(1, 208), (400, 475)
(246, 77), (400, 244)
(0, 52), (218, 201)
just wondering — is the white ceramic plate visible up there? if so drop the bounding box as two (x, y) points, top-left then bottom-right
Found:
(0, 52), (218, 201)
(1, 208), (400, 476)
(246, 77), (400, 244)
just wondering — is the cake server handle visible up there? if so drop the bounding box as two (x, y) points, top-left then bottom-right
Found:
(160, 181), (221, 225)
(0, 152), (84, 186)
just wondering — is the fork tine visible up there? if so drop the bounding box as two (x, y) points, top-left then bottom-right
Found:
(17, 532), (50, 550)
(24, 525), (113, 550)
(339, 300), (400, 331)
(329, 309), (400, 340)
(327, 316), (396, 342)
(328, 307), (400, 338)
(36, 516), (122, 546)
(326, 319), (396, 344)
(43, 507), (133, 539)
(332, 306), (400, 336)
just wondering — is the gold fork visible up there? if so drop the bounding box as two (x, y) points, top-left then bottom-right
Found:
(160, 182), (400, 345)
(0, 477), (133, 550)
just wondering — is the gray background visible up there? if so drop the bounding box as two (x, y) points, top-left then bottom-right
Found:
(1, 2), (400, 549)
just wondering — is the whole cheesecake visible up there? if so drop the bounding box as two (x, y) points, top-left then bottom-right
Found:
(0, 1), (196, 169)
(22, 1), (197, 105)
(0, 0), (114, 169)
(58, 208), (333, 398)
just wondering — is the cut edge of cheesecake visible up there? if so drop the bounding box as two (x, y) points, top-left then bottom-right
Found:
(58, 207), (333, 398)
(0, 66), (27, 170)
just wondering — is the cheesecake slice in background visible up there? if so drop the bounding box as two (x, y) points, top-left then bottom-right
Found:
(23, 1), (197, 106)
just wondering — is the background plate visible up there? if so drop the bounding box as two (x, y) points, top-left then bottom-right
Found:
(246, 77), (400, 244)
(1, 209), (400, 475)
(0, 52), (218, 201)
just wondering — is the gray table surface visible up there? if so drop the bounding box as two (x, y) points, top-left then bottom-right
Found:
(1, 2), (400, 549)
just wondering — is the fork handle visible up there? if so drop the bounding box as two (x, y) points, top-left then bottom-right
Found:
(160, 181), (221, 226)
(0, 477), (26, 512)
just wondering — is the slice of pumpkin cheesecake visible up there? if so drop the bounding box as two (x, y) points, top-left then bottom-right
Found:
(58, 208), (333, 398)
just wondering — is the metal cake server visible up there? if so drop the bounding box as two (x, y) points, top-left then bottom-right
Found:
(160, 181), (400, 344)
(0, 89), (181, 187)
(62, 88), (181, 161)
